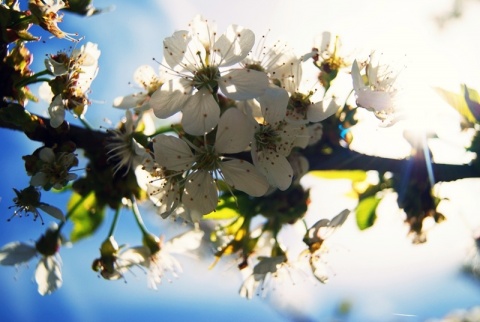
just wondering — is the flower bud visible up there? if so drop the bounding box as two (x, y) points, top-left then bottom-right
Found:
(142, 233), (161, 255)
(35, 224), (61, 256)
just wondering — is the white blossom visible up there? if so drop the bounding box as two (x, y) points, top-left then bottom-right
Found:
(113, 65), (165, 111)
(120, 229), (204, 290)
(153, 108), (269, 218)
(30, 147), (78, 190)
(301, 209), (349, 283)
(41, 42), (101, 127)
(239, 255), (295, 299)
(150, 15), (269, 135)
(105, 110), (149, 176)
(0, 224), (63, 295)
(351, 53), (399, 122)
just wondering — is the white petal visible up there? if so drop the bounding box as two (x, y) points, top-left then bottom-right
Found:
(219, 69), (269, 101)
(351, 60), (364, 93)
(183, 171), (217, 215)
(113, 93), (149, 109)
(253, 256), (286, 275)
(163, 30), (190, 69)
(258, 85), (289, 125)
(119, 246), (149, 266)
(153, 134), (195, 171)
(38, 203), (66, 221)
(239, 274), (257, 299)
(133, 65), (158, 88)
(214, 25), (254, 66)
(39, 147), (55, 163)
(189, 15), (217, 50)
(311, 255), (329, 284)
(356, 90), (393, 113)
(147, 178), (181, 218)
(35, 256), (62, 295)
(292, 124), (309, 149)
(164, 229), (205, 254)
(183, 37), (207, 71)
(0, 242), (37, 265)
(215, 108), (254, 154)
(220, 159), (268, 197)
(307, 99), (339, 123)
(151, 79), (191, 119)
(30, 172), (47, 187)
(255, 150), (293, 191)
(181, 89), (220, 135)
(48, 95), (65, 128)
(330, 209), (350, 227)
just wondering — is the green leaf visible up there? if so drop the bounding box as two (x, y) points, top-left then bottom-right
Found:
(435, 86), (477, 123)
(67, 191), (106, 242)
(355, 195), (381, 230)
(309, 170), (367, 183)
(203, 195), (239, 220)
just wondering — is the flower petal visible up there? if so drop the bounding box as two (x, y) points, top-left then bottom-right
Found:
(181, 89), (220, 135)
(164, 229), (205, 254)
(38, 203), (66, 222)
(214, 25), (254, 66)
(257, 85), (289, 125)
(151, 78), (191, 119)
(153, 134), (195, 171)
(133, 65), (158, 88)
(220, 159), (268, 196)
(307, 99), (340, 123)
(356, 90), (393, 114)
(119, 246), (149, 266)
(255, 150), (293, 191)
(183, 171), (217, 216)
(35, 256), (62, 295)
(163, 30), (190, 69)
(113, 93), (149, 109)
(215, 108), (254, 154)
(30, 172), (47, 187)
(351, 60), (364, 93)
(219, 69), (269, 101)
(48, 95), (65, 128)
(0, 242), (37, 266)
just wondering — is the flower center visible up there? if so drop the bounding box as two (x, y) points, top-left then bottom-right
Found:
(192, 65), (220, 93)
(287, 92), (312, 120)
(254, 124), (280, 151)
(194, 144), (219, 171)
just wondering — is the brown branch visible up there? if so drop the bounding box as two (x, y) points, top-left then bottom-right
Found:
(303, 144), (479, 182)
(0, 114), (478, 183)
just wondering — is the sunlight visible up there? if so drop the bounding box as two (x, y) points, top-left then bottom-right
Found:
(2, 1), (480, 321)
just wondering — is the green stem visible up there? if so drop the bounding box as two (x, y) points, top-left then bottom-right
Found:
(12, 14), (34, 26)
(131, 196), (150, 236)
(57, 193), (88, 231)
(15, 70), (53, 88)
(107, 207), (121, 237)
(79, 115), (94, 130)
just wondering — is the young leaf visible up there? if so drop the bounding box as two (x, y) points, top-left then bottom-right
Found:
(309, 170), (367, 182)
(67, 191), (106, 242)
(203, 195), (239, 220)
(435, 86), (477, 123)
(355, 195), (381, 230)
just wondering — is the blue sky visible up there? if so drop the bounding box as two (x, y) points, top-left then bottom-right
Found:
(1, 1), (480, 321)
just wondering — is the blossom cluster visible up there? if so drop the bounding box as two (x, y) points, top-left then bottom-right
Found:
(0, 10), (403, 297)
(110, 15), (378, 223)
(40, 42), (101, 127)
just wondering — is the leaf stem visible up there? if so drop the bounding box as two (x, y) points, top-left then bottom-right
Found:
(131, 196), (149, 236)
(107, 207), (121, 237)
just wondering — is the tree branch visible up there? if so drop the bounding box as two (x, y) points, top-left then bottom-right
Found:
(1, 114), (478, 183)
